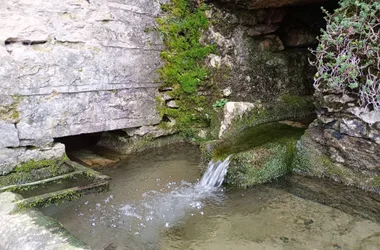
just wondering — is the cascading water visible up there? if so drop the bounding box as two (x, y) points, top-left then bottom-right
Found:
(122, 155), (233, 226)
(198, 155), (232, 189)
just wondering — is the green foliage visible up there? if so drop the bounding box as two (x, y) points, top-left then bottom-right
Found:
(157, 0), (216, 136)
(312, 0), (380, 109)
(212, 98), (228, 108)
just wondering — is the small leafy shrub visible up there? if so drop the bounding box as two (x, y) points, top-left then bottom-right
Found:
(312, 0), (379, 110)
(212, 98), (228, 108)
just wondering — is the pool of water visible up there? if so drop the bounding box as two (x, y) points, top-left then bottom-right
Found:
(42, 143), (380, 250)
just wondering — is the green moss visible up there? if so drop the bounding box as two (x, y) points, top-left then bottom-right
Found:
(372, 177), (380, 188)
(16, 189), (82, 210)
(0, 156), (71, 188)
(225, 139), (298, 188)
(223, 95), (315, 139)
(213, 122), (306, 160)
(156, 0), (217, 137)
(15, 159), (61, 173)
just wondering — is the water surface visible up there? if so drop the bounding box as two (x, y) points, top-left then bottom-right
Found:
(42, 143), (380, 250)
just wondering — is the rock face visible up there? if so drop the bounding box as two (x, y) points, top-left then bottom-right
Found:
(294, 93), (380, 193)
(0, 0), (164, 174)
(206, 4), (324, 103)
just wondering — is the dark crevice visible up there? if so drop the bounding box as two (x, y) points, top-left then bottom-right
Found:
(21, 40), (47, 46)
(54, 132), (103, 153)
(4, 38), (18, 45)
(5, 38), (47, 46)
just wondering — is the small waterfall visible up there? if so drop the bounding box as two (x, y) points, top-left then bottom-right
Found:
(198, 155), (232, 188)
(95, 155), (234, 245)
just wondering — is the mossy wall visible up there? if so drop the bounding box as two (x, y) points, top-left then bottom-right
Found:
(156, 0), (219, 138)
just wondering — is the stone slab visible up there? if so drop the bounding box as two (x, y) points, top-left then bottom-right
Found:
(0, 192), (89, 250)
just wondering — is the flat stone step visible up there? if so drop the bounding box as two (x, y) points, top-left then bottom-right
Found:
(15, 181), (110, 210)
(0, 160), (111, 209)
(0, 170), (84, 192)
(69, 149), (118, 168)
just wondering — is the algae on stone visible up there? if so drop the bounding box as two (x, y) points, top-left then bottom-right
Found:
(226, 139), (298, 188)
(201, 120), (308, 188)
(222, 95), (315, 139)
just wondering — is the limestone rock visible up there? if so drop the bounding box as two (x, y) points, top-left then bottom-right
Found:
(0, 121), (19, 148)
(258, 35), (285, 52)
(124, 125), (176, 138)
(368, 123), (380, 144)
(208, 54), (222, 68)
(159, 92), (174, 101)
(206, 5), (317, 103)
(0, 192), (89, 250)
(0, 0), (164, 147)
(294, 125), (380, 193)
(222, 87), (232, 97)
(219, 102), (256, 138)
(0, 143), (65, 175)
(166, 100), (179, 108)
(16, 89), (161, 146)
(0, 148), (26, 175)
(350, 108), (380, 125)
(340, 119), (367, 138)
(247, 25), (279, 36)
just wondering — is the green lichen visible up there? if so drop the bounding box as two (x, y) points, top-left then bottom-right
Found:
(0, 95), (23, 121)
(156, 0), (217, 137)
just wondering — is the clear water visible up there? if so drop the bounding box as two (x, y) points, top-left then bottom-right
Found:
(42, 143), (380, 250)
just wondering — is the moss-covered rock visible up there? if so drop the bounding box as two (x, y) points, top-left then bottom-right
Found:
(201, 120), (308, 188)
(225, 138), (298, 188)
(221, 95), (315, 139)
(0, 156), (71, 188)
(293, 125), (380, 193)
